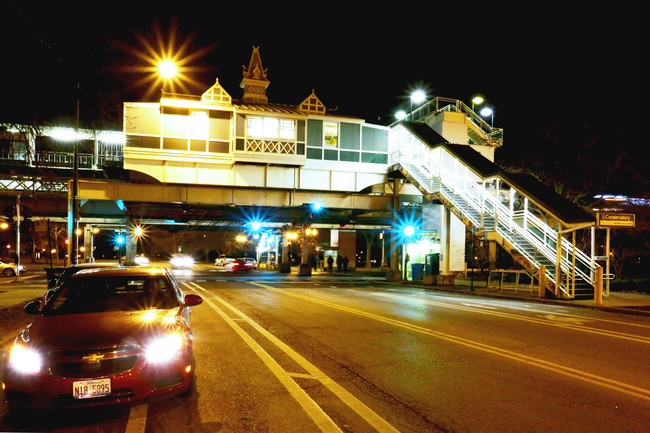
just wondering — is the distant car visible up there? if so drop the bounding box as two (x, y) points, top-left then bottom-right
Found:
(224, 258), (252, 272)
(0, 260), (26, 277)
(2, 266), (203, 410)
(170, 254), (194, 269)
(214, 255), (233, 266)
(243, 257), (257, 269)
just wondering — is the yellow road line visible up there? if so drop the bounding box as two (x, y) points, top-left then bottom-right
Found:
(372, 292), (650, 344)
(252, 283), (650, 402)
(186, 282), (399, 433)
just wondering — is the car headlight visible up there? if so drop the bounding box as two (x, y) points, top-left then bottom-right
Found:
(8, 344), (42, 374)
(145, 333), (183, 364)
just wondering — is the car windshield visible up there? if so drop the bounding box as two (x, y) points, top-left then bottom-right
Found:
(44, 274), (178, 316)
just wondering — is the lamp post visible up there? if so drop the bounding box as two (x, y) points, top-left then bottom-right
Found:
(402, 225), (415, 281)
(410, 90), (426, 120)
(480, 107), (494, 126)
(471, 96), (484, 111)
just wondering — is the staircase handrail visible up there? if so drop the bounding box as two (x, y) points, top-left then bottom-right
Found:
(391, 126), (596, 296)
(408, 97), (503, 145)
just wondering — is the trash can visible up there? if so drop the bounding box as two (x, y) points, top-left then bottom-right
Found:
(411, 263), (424, 281)
(425, 253), (440, 276)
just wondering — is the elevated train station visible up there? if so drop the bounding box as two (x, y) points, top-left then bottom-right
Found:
(0, 47), (602, 300)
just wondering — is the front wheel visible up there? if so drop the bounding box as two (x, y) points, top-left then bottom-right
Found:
(3, 268), (15, 277)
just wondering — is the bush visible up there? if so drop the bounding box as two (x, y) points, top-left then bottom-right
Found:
(609, 278), (650, 294)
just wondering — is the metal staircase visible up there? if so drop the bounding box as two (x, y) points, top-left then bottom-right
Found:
(389, 121), (599, 299)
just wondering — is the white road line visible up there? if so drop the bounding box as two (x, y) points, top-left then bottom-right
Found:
(186, 282), (342, 433)
(186, 282), (400, 433)
(125, 404), (148, 433)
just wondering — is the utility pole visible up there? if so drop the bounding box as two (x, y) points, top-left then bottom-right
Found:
(14, 195), (22, 283)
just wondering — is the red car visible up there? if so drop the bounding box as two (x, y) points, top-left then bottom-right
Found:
(2, 266), (202, 410)
(224, 258), (254, 272)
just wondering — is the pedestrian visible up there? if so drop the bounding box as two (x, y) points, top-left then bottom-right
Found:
(343, 256), (349, 272)
(336, 255), (342, 272)
(327, 256), (334, 274)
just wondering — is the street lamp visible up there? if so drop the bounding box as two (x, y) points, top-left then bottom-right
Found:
(158, 60), (177, 79)
(410, 90), (426, 117)
(480, 107), (494, 126)
(471, 96), (484, 111)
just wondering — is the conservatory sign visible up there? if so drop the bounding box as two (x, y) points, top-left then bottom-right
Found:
(596, 212), (635, 228)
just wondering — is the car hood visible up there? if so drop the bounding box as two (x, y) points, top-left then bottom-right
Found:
(24, 309), (180, 352)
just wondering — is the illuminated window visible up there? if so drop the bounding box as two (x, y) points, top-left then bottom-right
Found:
(247, 116), (295, 140)
(324, 122), (338, 147)
(263, 117), (279, 138)
(190, 111), (208, 139)
(279, 119), (295, 140)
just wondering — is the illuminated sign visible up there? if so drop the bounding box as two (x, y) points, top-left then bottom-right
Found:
(597, 213), (635, 228)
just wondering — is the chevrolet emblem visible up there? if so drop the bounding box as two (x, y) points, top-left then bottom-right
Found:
(81, 353), (105, 363)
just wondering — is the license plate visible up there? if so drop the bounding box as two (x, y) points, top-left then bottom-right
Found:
(72, 379), (111, 399)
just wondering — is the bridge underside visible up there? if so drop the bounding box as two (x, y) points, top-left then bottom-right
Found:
(74, 180), (396, 230)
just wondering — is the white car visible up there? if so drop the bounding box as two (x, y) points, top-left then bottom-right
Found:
(0, 260), (26, 277)
(170, 254), (194, 269)
(215, 255), (233, 266)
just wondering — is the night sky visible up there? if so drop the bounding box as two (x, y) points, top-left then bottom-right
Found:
(2, 3), (647, 194)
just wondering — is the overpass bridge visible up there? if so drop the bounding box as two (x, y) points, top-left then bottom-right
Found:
(1, 98), (601, 300)
(0, 47), (602, 298)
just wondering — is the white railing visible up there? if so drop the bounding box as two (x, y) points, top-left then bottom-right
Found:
(390, 124), (597, 297)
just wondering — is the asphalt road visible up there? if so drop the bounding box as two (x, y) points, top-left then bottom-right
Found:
(2, 268), (650, 432)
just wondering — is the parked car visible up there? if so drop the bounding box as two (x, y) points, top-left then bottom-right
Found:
(0, 260), (26, 277)
(44, 262), (122, 303)
(2, 266), (203, 410)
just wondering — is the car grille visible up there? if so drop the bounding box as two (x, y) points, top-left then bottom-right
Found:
(48, 345), (139, 379)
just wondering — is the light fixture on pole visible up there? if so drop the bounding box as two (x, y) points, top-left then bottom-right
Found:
(471, 96), (484, 111)
(410, 90), (426, 119)
(480, 107), (494, 126)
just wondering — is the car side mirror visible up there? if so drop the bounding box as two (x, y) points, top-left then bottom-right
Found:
(184, 294), (203, 306)
(24, 300), (42, 315)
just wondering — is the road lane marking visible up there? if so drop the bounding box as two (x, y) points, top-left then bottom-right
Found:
(185, 282), (399, 433)
(187, 283), (342, 433)
(371, 292), (650, 344)
(252, 283), (650, 403)
(125, 404), (148, 433)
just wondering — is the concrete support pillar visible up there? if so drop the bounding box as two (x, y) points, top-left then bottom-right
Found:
(298, 225), (311, 276)
(595, 266), (603, 305)
(386, 178), (403, 281)
(538, 265), (546, 298)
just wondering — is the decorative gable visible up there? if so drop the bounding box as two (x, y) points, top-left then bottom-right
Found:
(202, 79), (232, 106)
(300, 90), (326, 114)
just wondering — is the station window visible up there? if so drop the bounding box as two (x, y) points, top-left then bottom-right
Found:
(323, 122), (338, 147)
(190, 111), (208, 140)
(247, 116), (295, 140)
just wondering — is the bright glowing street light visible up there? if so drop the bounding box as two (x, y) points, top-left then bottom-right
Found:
(411, 90), (426, 105)
(480, 107), (494, 126)
(395, 110), (407, 121)
(471, 96), (484, 111)
(158, 60), (177, 79)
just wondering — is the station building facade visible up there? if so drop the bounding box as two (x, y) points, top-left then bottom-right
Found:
(123, 47), (390, 193)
